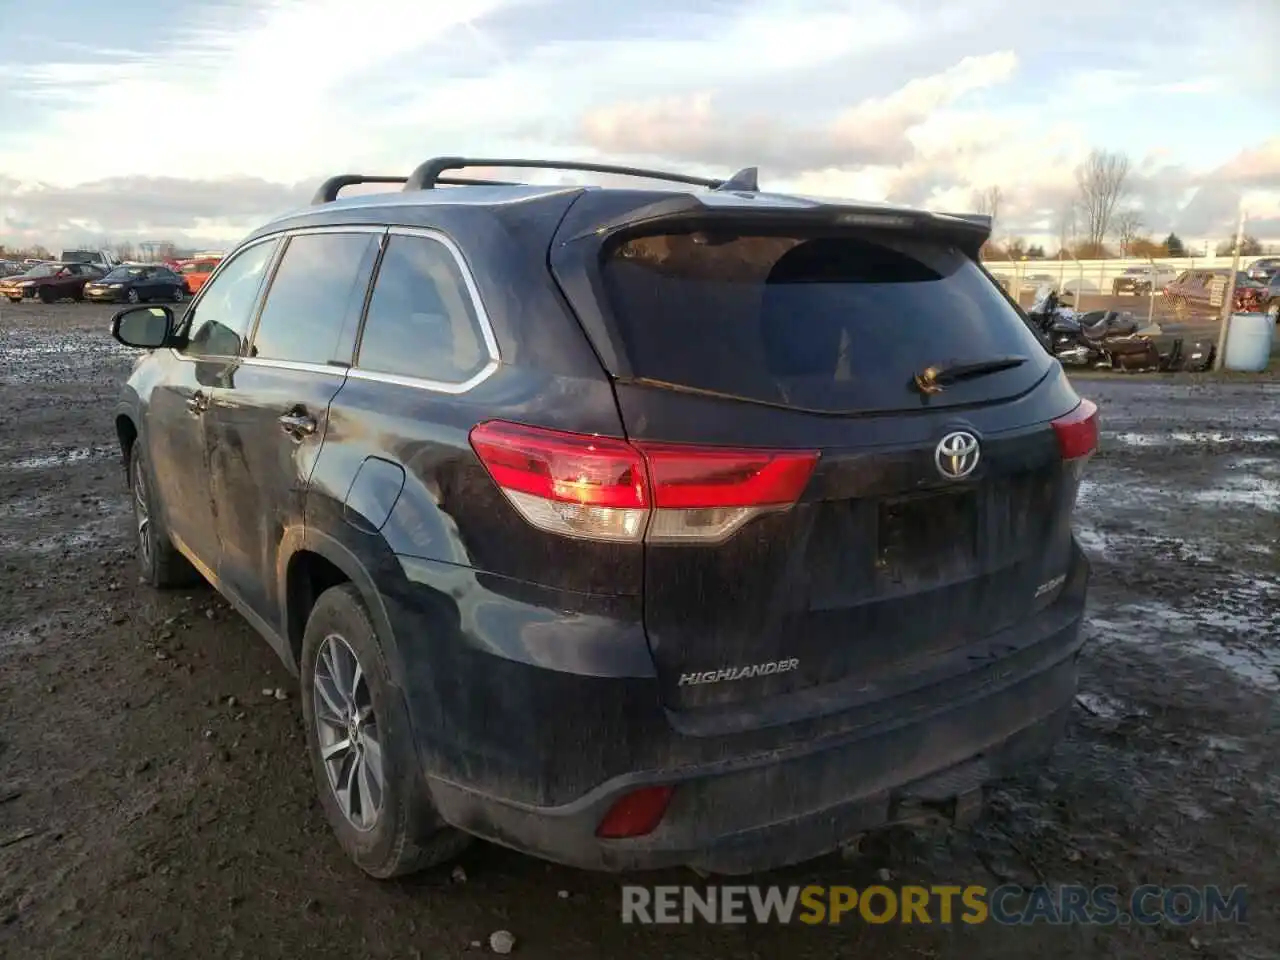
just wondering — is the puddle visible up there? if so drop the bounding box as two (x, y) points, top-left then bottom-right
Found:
(1092, 600), (1280, 692)
(0, 510), (129, 555)
(1076, 691), (1149, 719)
(0, 613), (63, 650)
(1111, 431), (1280, 447)
(1, 445), (117, 471)
(1190, 474), (1280, 511)
(1073, 522), (1217, 563)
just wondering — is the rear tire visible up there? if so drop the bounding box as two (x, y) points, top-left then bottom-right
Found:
(300, 584), (469, 878)
(172, 286), (185, 302)
(128, 444), (199, 588)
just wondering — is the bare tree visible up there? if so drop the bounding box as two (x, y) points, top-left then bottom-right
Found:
(1055, 199), (1078, 256)
(972, 185), (1003, 231)
(112, 240), (137, 262)
(1075, 149), (1131, 249)
(1113, 209), (1144, 257)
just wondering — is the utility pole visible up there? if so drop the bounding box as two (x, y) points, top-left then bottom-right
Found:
(1213, 204), (1246, 371)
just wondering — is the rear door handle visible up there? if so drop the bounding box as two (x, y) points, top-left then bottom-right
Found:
(186, 391), (207, 414)
(278, 409), (317, 438)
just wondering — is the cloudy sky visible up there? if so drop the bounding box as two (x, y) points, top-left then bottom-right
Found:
(1, 0), (1277, 252)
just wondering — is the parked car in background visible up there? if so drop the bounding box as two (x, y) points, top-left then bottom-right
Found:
(176, 256), (221, 294)
(107, 155), (1097, 880)
(0, 261), (104, 303)
(1163, 269), (1265, 312)
(83, 264), (188, 304)
(60, 249), (121, 274)
(1019, 273), (1056, 292)
(1111, 265), (1177, 296)
(1245, 258), (1280, 283)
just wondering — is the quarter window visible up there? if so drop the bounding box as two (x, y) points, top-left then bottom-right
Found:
(249, 232), (379, 365)
(355, 234), (490, 383)
(183, 240), (279, 358)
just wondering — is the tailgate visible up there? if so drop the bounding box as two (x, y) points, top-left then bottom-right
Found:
(549, 203), (1093, 712)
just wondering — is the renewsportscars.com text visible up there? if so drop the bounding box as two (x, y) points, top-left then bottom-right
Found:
(621, 884), (1248, 926)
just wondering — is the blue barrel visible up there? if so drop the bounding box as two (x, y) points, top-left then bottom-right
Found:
(1223, 312), (1275, 372)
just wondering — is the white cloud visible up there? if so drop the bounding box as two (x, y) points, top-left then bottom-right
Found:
(1, 0), (1277, 250)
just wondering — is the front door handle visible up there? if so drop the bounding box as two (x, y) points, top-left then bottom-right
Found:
(278, 409), (317, 439)
(186, 391), (207, 414)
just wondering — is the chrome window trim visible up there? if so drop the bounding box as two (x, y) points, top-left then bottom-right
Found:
(168, 223), (503, 398)
(238, 357), (347, 377)
(346, 225), (501, 395)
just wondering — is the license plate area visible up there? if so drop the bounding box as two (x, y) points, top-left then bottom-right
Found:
(877, 490), (978, 583)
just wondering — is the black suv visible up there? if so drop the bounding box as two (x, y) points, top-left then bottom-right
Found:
(109, 156), (1097, 879)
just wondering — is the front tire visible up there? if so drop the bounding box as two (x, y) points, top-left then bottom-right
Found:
(300, 584), (469, 878)
(39, 287), (55, 304)
(172, 286), (185, 303)
(126, 288), (140, 304)
(128, 444), (199, 588)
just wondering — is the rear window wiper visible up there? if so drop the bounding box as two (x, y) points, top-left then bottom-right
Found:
(913, 355), (1027, 394)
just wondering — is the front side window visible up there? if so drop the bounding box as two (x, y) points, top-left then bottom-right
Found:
(355, 234), (490, 383)
(249, 232), (379, 365)
(183, 240), (279, 358)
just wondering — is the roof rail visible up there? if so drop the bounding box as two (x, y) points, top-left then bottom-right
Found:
(403, 156), (726, 192)
(311, 172), (521, 205)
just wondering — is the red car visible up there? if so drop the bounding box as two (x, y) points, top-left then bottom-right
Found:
(0, 261), (105, 303)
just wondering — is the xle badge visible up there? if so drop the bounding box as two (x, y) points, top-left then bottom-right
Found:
(678, 659), (800, 687)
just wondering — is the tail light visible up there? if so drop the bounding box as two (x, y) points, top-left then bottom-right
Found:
(468, 420), (819, 545)
(1052, 399), (1099, 504)
(596, 785), (675, 839)
(1051, 399), (1099, 461)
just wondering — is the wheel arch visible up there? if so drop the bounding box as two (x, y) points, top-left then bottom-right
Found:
(278, 528), (406, 686)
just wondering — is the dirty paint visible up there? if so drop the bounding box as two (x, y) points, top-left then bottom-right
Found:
(0, 303), (1277, 959)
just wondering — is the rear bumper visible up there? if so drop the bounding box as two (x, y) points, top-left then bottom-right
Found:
(384, 544), (1089, 874)
(428, 649), (1078, 874)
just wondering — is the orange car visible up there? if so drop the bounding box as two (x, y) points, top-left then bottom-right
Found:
(178, 257), (221, 294)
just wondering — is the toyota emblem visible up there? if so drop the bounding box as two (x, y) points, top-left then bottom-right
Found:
(935, 431), (980, 480)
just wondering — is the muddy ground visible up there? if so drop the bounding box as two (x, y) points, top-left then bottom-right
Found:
(1, 302), (1276, 960)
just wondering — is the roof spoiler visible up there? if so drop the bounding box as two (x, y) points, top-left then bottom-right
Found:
(559, 195), (993, 260)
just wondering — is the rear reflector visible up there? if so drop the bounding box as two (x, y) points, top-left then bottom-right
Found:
(596, 785), (675, 839)
(469, 420), (819, 544)
(1051, 399), (1099, 461)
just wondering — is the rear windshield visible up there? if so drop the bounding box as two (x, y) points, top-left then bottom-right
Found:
(598, 230), (1048, 412)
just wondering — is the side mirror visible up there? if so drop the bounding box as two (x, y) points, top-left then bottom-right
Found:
(111, 305), (176, 349)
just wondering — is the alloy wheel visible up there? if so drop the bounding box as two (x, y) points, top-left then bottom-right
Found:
(126, 289), (139, 304)
(313, 634), (385, 831)
(132, 455), (152, 569)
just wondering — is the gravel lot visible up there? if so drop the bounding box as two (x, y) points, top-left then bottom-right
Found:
(1, 302), (1277, 960)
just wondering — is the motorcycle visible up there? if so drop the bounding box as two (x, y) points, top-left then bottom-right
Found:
(1026, 286), (1161, 370)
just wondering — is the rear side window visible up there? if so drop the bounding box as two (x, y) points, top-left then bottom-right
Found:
(599, 231), (1048, 412)
(355, 234), (489, 384)
(249, 232), (379, 366)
